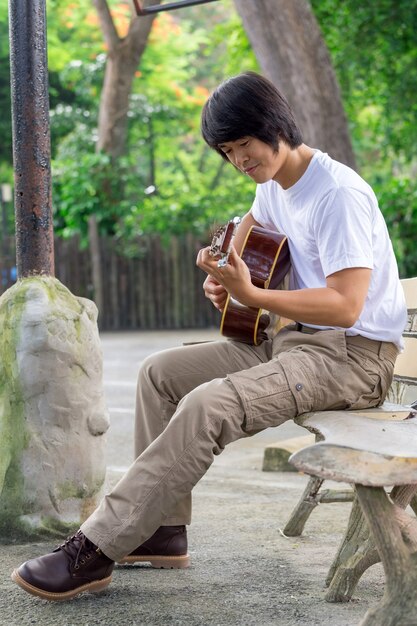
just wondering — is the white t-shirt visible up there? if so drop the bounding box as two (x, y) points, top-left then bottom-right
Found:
(250, 150), (407, 349)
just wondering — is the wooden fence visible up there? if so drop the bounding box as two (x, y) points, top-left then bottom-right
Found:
(0, 234), (220, 331)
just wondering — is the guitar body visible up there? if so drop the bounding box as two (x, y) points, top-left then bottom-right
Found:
(220, 226), (290, 345)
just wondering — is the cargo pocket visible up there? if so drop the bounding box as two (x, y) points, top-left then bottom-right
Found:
(276, 330), (350, 414)
(227, 359), (298, 432)
(277, 351), (322, 415)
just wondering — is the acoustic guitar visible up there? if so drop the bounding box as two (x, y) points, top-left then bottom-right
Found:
(209, 218), (291, 345)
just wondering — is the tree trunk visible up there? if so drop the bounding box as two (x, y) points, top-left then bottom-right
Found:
(94, 0), (160, 157)
(89, 0), (160, 315)
(233, 0), (356, 170)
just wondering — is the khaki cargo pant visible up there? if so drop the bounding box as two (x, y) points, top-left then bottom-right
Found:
(81, 326), (398, 561)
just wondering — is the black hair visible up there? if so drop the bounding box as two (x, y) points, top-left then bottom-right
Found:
(201, 71), (303, 160)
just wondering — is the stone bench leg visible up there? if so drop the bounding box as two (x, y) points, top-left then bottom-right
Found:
(325, 485), (416, 603)
(283, 476), (354, 537)
(283, 476), (324, 536)
(354, 484), (417, 626)
(325, 493), (378, 602)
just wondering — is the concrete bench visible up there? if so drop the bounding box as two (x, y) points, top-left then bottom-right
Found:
(264, 277), (417, 623)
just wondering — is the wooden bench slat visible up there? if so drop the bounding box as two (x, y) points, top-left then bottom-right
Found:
(295, 412), (417, 457)
(262, 404), (413, 473)
(290, 413), (417, 486)
(290, 442), (417, 486)
(339, 403), (413, 421)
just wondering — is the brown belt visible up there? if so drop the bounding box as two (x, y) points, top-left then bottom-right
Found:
(295, 322), (319, 334)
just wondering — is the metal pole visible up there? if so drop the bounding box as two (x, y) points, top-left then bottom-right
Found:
(134, 0), (219, 16)
(8, 0), (54, 278)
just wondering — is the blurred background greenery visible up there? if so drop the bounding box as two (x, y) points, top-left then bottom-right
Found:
(0, 0), (416, 276)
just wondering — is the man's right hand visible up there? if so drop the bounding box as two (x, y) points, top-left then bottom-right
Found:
(203, 275), (228, 311)
(202, 211), (262, 312)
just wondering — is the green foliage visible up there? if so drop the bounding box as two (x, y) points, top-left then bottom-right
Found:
(374, 176), (417, 278)
(120, 149), (254, 244)
(201, 9), (258, 78)
(46, 0), (103, 72)
(137, 13), (209, 103)
(53, 151), (132, 243)
(50, 3), (257, 246)
(53, 102), (255, 248)
(311, 0), (417, 162)
(311, 0), (417, 277)
(0, 10), (12, 170)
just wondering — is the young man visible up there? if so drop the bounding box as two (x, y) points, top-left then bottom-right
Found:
(12, 71), (406, 601)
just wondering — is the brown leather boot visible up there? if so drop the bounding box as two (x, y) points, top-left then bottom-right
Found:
(118, 525), (190, 569)
(11, 530), (114, 601)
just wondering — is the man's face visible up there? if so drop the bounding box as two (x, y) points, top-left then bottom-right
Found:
(218, 136), (284, 184)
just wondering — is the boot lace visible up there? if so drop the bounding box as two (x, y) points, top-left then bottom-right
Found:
(58, 531), (99, 569)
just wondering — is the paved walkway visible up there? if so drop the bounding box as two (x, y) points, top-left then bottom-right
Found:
(0, 330), (384, 626)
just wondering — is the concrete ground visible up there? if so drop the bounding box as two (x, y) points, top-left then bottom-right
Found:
(0, 329), (384, 626)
